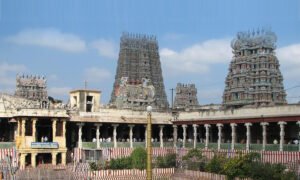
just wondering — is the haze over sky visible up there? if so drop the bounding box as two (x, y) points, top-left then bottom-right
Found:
(0, 0), (300, 105)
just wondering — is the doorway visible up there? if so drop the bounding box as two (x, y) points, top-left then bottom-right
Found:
(36, 120), (52, 142)
(37, 153), (52, 165)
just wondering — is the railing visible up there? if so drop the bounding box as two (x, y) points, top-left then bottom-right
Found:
(82, 141), (175, 149)
(81, 141), (300, 151)
(0, 142), (15, 149)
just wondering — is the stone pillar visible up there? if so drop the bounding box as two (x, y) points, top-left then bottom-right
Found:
(245, 123), (252, 151)
(21, 118), (26, 148)
(297, 121), (300, 151)
(260, 122), (269, 151)
(77, 123), (84, 148)
(17, 119), (21, 137)
(52, 152), (57, 165)
(204, 124), (211, 149)
(216, 123), (223, 150)
(193, 124), (198, 149)
(144, 125), (147, 148)
(159, 125), (164, 148)
(230, 123), (237, 150)
(278, 121), (287, 151)
(173, 125), (178, 148)
(182, 125), (187, 148)
(21, 118), (26, 137)
(20, 153), (27, 170)
(113, 124), (119, 148)
(129, 125), (135, 148)
(31, 153), (37, 168)
(95, 124), (102, 149)
(61, 152), (66, 165)
(32, 118), (37, 142)
(14, 123), (18, 141)
(52, 118), (58, 141)
(62, 120), (67, 147)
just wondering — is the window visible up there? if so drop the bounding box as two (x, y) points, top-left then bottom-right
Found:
(73, 96), (77, 103)
(86, 96), (93, 112)
(56, 121), (63, 136)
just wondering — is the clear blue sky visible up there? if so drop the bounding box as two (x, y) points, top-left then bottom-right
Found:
(0, 0), (300, 104)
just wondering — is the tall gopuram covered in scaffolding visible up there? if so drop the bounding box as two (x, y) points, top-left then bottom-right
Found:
(223, 29), (287, 108)
(110, 32), (169, 110)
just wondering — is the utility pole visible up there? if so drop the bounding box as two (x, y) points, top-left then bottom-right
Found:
(146, 106), (152, 180)
(170, 88), (175, 109)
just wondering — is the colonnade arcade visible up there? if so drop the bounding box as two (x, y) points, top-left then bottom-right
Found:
(15, 117), (67, 169)
(73, 120), (300, 151)
(70, 123), (173, 149)
(174, 121), (299, 151)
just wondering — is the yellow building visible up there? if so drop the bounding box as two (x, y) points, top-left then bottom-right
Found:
(0, 93), (69, 168)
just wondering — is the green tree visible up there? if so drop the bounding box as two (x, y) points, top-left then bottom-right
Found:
(222, 152), (260, 179)
(131, 147), (147, 170)
(164, 153), (176, 167)
(156, 156), (166, 168)
(182, 149), (206, 170)
(205, 154), (227, 174)
(155, 153), (176, 168)
(220, 152), (298, 180)
(89, 162), (99, 171)
(109, 156), (132, 169)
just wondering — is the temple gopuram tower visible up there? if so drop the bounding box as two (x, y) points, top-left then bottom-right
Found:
(174, 83), (199, 109)
(110, 33), (169, 110)
(223, 29), (286, 108)
(15, 74), (48, 101)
